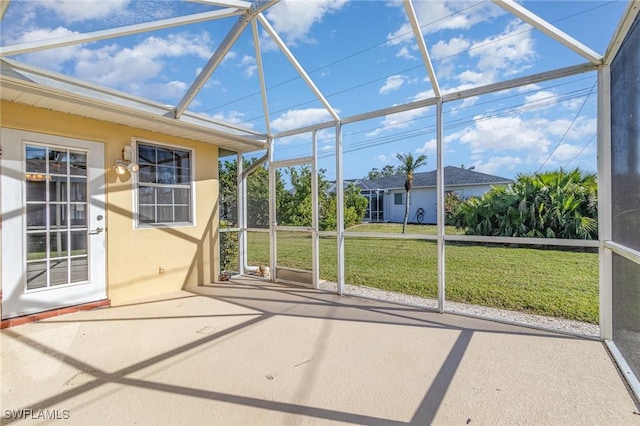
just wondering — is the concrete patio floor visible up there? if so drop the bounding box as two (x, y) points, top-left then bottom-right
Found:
(1, 277), (639, 425)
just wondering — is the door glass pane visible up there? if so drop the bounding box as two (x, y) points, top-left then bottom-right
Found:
(49, 176), (68, 202)
(26, 145), (47, 173)
(70, 205), (87, 228)
(48, 149), (68, 175)
(69, 178), (87, 202)
(26, 204), (46, 229)
(50, 204), (68, 229)
(27, 233), (47, 260)
(49, 232), (68, 258)
(70, 257), (88, 283)
(26, 179), (46, 201)
(26, 262), (47, 290)
(70, 231), (87, 255)
(50, 259), (69, 286)
(69, 151), (87, 176)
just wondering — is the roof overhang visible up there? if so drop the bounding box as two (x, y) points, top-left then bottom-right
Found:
(0, 59), (268, 154)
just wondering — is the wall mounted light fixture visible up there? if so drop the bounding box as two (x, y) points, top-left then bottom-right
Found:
(113, 143), (139, 175)
(113, 159), (128, 175)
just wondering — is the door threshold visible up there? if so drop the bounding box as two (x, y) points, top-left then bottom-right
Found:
(1, 299), (110, 329)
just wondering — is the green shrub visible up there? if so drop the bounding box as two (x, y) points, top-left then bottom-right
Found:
(444, 191), (464, 225)
(220, 220), (238, 272)
(453, 168), (598, 239)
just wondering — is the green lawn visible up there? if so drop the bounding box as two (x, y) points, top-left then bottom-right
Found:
(246, 224), (599, 323)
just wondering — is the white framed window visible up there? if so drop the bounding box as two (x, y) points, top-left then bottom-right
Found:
(394, 193), (403, 205)
(135, 140), (193, 227)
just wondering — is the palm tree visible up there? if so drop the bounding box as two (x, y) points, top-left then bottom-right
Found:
(396, 152), (428, 233)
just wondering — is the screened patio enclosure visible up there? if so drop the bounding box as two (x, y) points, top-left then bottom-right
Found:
(1, 0), (639, 404)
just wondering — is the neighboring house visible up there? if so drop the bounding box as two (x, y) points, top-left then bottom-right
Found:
(350, 166), (513, 224)
(0, 60), (263, 323)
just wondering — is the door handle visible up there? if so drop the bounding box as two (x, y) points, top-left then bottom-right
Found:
(88, 227), (104, 235)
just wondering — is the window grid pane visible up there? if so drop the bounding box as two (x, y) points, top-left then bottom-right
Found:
(137, 142), (192, 226)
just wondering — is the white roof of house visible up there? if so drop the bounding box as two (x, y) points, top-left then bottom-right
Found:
(355, 166), (513, 191)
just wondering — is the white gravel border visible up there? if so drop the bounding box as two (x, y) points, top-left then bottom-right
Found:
(317, 281), (600, 338)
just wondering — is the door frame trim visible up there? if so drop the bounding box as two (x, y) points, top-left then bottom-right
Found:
(0, 128), (107, 319)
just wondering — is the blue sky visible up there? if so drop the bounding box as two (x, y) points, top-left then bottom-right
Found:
(1, 0), (629, 180)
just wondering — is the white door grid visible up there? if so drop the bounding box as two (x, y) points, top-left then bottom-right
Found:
(1, 129), (106, 319)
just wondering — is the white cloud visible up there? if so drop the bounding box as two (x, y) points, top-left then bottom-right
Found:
(368, 89), (435, 136)
(524, 90), (559, 109)
(385, 0), (505, 67)
(14, 27), (81, 71)
(264, 0), (347, 45)
(430, 36), (471, 61)
(379, 75), (406, 94)
(388, 1), (503, 40)
(472, 156), (523, 175)
(367, 106), (430, 137)
(377, 154), (390, 163)
(561, 97), (585, 110)
(209, 110), (253, 127)
(545, 116), (596, 141)
(517, 84), (541, 93)
(271, 108), (334, 132)
(416, 132), (457, 154)
(429, 21), (536, 90)
(412, 89), (435, 102)
(138, 33), (210, 59)
(460, 96), (479, 109)
(143, 80), (187, 100)
(34, 0), (130, 23)
(535, 142), (596, 170)
(449, 113), (597, 171)
(222, 51), (237, 64)
(469, 21), (536, 74)
(416, 138), (437, 154)
(72, 32), (213, 99)
(238, 55), (258, 77)
(457, 69), (491, 86)
(396, 46), (416, 60)
(445, 96), (479, 116)
(386, 22), (414, 46)
(455, 115), (551, 155)
(547, 144), (584, 162)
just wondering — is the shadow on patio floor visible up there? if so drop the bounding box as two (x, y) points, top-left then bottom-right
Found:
(1, 277), (638, 425)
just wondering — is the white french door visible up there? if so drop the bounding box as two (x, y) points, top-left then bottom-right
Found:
(1, 129), (106, 319)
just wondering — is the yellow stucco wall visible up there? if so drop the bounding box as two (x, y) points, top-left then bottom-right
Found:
(1, 101), (221, 305)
